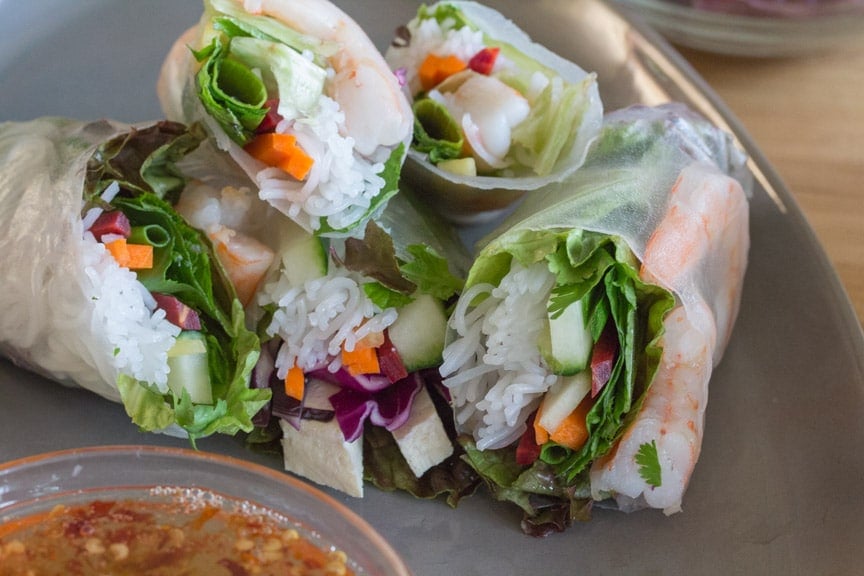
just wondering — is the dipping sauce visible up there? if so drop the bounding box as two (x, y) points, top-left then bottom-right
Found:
(0, 491), (354, 576)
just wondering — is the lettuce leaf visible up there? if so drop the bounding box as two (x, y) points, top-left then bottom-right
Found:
(84, 120), (205, 206)
(412, 98), (463, 164)
(193, 35), (269, 146)
(511, 77), (591, 176)
(458, 229), (674, 528)
(89, 123), (269, 441)
(399, 244), (464, 301)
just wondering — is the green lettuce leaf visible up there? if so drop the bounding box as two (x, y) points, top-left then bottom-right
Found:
(412, 98), (464, 164)
(510, 76), (592, 176)
(459, 228), (674, 516)
(362, 282), (415, 310)
(193, 35), (269, 146)
(399, 244), (464, 301)
(89, 123), (269, 441)
(206, 0), (337, 63)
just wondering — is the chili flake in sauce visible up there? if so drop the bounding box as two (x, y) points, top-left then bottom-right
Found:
(0, 497), (354, 576)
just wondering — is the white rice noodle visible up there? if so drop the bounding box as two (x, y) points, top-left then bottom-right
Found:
(34, 231), (180, 402)
(387, 18), (492, 96)
(442, 261), (557, 450)
(248, 96), (386, 233)
(261, 264), (397, 379)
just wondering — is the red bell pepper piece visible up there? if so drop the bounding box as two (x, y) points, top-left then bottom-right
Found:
(152, 293), (201, 330)
(591, 323), (619, 398)
(90, 210), (131, 241)
(255, 99), (284, 134)
(515, 412), (543, 466)
(377, 330), (409, 384)
(468, 47), (500, 75)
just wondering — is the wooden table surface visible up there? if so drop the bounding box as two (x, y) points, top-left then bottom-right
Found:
(673, 38), (864, 325)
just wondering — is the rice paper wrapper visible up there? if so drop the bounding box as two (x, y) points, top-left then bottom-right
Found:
(158, 0), (413, 237)
(0, 118), (267, 439)
(0, 118), (149, 400)
(476, 102), (751, 364)
(447, 103), (750, 520)
(386, 0), (604, 223)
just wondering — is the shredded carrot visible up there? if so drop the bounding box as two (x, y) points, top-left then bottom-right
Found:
(418, 53), (467, 91)
(549, 397), (594, 451)
(284, 364), (305, 401)
(125, 243), (154, 269)
(533, 407), (550, 445)
(105, 239), (153, 269)
(533, 397), (594, 450)
(244, 133), (314, 181)
(105, 238), (130, 265)
(341, 342), (380, 376)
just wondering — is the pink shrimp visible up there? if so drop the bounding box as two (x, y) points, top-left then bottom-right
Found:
(249, 0), (413, 157)
(589, 162), (749, 513)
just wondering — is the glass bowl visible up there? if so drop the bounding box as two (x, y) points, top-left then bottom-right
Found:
(614, 0), (864, 57)
(0, 445), (412, 576)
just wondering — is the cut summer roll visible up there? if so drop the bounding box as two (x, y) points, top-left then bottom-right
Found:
(384, 1), (603, 222)
(0, 118), (269, 441)
(439, 104), (751, 535)
(246, 188), (478, 501)
(158, 0), (413, 236)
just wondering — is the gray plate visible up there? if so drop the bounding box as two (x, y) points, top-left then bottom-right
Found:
(2, 1), (864, 574)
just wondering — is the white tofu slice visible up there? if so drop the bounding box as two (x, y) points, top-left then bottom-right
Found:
(280, 379), (364, 497)
(391, 386), (454, 478)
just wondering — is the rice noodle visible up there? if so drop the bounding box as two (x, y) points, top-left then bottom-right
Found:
(261, 261), (397, 379)
(442, 261), (558, 450)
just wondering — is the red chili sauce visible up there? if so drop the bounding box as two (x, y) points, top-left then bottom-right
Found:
(0, 497), (354, 576)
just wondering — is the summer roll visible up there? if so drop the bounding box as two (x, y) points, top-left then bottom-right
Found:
(243, 188), (478, 501)
(385, 1), (603, 221)
(0, 118), (269, 441)
(158, 0), (413, 236)
(439, 104), (751, 535)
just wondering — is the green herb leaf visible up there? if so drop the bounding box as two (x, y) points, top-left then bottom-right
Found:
(636, 440), (662, 488)
(400, 244), (464, 301)
(193, 36), (268, 145)
(362, 282), (415, 309)
(344, 219), (417, 294)
(412, 98), (463, 164)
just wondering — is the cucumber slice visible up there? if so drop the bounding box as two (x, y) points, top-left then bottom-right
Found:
(166, 331), (213, 404)
(539, 298), (593, 375)
(387, 293), (447, 372)
(537, 371), (590, 435)
(278, 224), (328, 286)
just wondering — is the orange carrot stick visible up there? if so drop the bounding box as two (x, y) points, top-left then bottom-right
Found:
(125, 243), (154, 269)
(244, 133), (314, 181)
(341, 343), (380, 376)
(549, 397), (594, 451)
(418, 53), (467, 91)
(284, 364), (305, 401)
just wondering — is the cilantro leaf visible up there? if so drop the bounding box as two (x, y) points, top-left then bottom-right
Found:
(362, 282), (415, 309)
(400, 244), (464, 300)
(635, 440), (662, 488)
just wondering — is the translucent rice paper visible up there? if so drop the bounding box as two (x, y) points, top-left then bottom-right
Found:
(388, 0), (604, 223)
(157, 0), (414, 236)
(462, 103), (751, 513)
(0, 118), (163, 401)
(478, 103), (751, 365)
